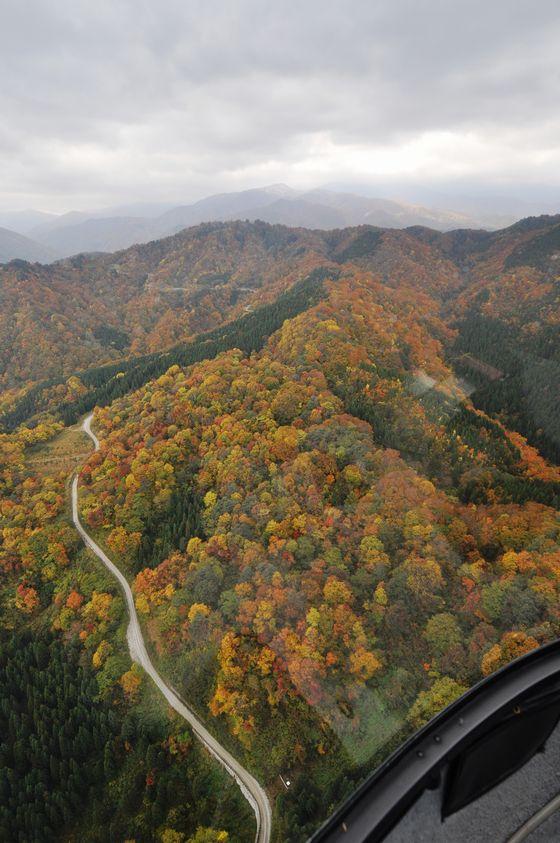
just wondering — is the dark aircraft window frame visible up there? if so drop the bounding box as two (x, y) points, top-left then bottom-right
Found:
(442, 688), (560, 817)
(311, 640), (560, 843)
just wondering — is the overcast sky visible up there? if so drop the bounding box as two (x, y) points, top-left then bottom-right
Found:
(2, 0), (560, 213)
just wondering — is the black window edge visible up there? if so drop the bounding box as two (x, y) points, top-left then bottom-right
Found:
(309, 639), (560, 843)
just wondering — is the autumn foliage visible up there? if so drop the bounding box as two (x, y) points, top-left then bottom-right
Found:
(72, 259), (560, 777)
(1, 217), (559, 836)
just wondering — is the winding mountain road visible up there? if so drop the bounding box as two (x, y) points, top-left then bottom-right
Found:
(72, 413), (272, 843)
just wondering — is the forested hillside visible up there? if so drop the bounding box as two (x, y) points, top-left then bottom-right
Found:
(1, 214), (558, 405)
(0, 215), (559, 840)
(0, 221), (333, 388)
(0, 422), (254, 842)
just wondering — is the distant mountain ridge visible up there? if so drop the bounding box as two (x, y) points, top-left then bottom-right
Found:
(0, 209), (57, 234)
(0, 184), (515, 263)
(0, 226), (57, 263)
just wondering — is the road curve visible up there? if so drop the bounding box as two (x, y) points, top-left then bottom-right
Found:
(72, 413), (272, 843)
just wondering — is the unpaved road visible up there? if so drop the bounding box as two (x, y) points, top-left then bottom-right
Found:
(72, 413), (272, 843)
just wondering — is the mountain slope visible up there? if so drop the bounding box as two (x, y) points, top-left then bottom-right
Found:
(1, 214), (559, 394)
(0, 226), (57, 264)
(0, 221), (334, 387)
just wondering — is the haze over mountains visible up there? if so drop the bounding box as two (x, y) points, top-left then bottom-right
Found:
(0, 226), (57, 264)
(0, 183), (534, 263)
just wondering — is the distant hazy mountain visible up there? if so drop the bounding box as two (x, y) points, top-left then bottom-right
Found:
(7, 182), (559, 263)
(324, 181), (559, 229)
(0, 226), (57, 263)
(31, 210), (99, 238)
(0, 209), (57, 235)
(4, 184), (548, 260)
(34, 215), (154, 256)
(3, 183), (530, 261)
(155, 184), (297, 234)
(30, 202), (176, 240)
(245, 196), (346, 229)
(246, 189), (478, 230)
(98, 200), (177, 218)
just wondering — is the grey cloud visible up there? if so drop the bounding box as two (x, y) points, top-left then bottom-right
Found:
(1, 0), (560, 211)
